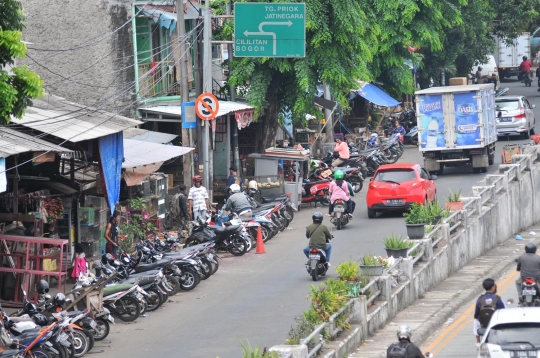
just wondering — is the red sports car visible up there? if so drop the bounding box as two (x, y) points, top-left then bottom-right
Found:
(366, 163), (437, 218)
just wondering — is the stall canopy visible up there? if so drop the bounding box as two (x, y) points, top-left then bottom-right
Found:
(122, 139), (194, 186)
(352, 81), (401, 108)
(123, 128), (177, 144)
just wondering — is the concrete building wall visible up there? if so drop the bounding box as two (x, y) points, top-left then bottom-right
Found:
(19, 0), (135, 116)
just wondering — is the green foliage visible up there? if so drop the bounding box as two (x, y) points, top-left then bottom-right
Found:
(286, 315), (317, 346)
(383, 234), (413, 249)
(335, 260), (361, 281)
(426, 200), (448, 219)
(403, 203), (430, 224)
(118, 198), (156, 254)
(446, 189), (462, 202)
(0, 0), (44, 125)
(360, 254), (380, 266)
(239, 340), (280, 358)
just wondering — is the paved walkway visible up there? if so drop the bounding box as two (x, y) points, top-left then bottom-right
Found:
(348, 226), (540, 357)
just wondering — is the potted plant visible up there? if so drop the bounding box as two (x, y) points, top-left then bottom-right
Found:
(426, 200), (448, 224)
(403, 203), (429, 239)
(335, 260), (368, 297)
(383, 234), (413, 258)
(359, 254), (385, 276)
(445, 189), (463, 210)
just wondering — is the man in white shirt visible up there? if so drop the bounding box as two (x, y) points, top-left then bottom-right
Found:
(188, 175), (211, 221)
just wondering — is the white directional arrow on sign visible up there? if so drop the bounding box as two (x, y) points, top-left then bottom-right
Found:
(243, 21), (293, 55)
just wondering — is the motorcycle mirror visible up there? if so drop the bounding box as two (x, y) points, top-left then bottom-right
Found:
(532, 104), (536, 109)
(507, 298), (514, 305)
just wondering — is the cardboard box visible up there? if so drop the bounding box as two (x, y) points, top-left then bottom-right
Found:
(449, 77), (467, 86)
(502, 144), (521, 164)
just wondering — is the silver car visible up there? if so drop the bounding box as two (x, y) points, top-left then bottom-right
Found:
(495, 96), (536, 139)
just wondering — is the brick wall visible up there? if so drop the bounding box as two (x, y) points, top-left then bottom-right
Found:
(19, 0), (136, 117)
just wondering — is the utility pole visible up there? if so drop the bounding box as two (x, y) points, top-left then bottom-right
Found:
(226, 1), (241, 173)
(177, 0), (192, 185)
(203, 0), (213, 201)
(324, 84), (334, 145)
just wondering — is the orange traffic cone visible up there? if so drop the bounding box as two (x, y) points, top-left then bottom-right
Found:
(255, 226), (265, 254)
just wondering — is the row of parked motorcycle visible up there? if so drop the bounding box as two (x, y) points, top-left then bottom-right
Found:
(0, 190), (296, 357)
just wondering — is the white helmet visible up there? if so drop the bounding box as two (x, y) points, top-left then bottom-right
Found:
(397, 325), (412, 341)
(230, 184), (241, 193)
(370, 133), (378, 138)
(248, 180), (258, 190)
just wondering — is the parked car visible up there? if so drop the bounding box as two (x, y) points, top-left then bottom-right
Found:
(470, 54), (499, 87)
(366, 163), (437, 218)
(478, 307), (540, 358)
(495, 96), (536, 139)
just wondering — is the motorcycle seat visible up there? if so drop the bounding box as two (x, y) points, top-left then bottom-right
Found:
(209, 225), (240, 234)
(129, 269), (161, 277)
(124, 276), (155, 286)
(133, 261), (163, 273)
(14, 331), (39, 342)
(358, 148), (378, 154)
(261, 194), (289, 203)
(0, 351), (22, 358)
(103, 283), (134, 297)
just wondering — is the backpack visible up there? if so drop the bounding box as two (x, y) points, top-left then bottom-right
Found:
(387, 343), (410, 358)
(478, 294), (500, 328)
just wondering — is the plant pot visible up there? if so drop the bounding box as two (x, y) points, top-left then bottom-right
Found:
(406, 223), (425, 239)
(359, 265), (384, 276)
(445, 201), (463, 211)
(385, 248), (409, 258)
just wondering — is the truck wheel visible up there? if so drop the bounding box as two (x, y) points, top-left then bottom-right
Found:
(481, 167), (488, 173)
(488, 154), (495, 165)
(523, 130), (531, 139)
(473, 168), (481, 174)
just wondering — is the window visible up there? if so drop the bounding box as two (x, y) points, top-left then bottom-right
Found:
(420, 168), (430, 179)
(215, 119), (227, 142)
(374, 169), (416, 183)
(486, 323), (540, 348)
(496, 100), (520, 111)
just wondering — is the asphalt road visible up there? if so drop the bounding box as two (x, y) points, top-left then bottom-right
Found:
(101, 79), (540, 358)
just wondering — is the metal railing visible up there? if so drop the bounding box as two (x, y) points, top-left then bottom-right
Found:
(138, 60), (181, 98)
(297, 150), (540, 358)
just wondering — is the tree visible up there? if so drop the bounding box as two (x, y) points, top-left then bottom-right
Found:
(0, 0), (44, 124)
(215, 0), (379, 152)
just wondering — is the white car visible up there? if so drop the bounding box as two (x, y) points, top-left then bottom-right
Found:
(495, 96), (536, 139)
(478, 307), (540, 358)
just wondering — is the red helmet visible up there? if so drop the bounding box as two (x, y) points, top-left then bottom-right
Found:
(192, 175), (203, 184)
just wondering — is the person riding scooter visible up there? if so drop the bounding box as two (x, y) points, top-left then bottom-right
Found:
(328, 170), (353, 217)
(515, 242), (540, 301)
(223, 184), (252, 220)
(519, 56), (532, 82)
(303, 212), (333, 266)
(387, 325), (425, 358)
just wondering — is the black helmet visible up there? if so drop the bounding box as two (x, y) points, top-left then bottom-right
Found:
(312, 212), (323, 224)
(36, 280), (49, 295)
(53, 293), (66, 307)
(523, 56), (528, 61)
(525, 242), (537, 254)
(32, 313), (49, 326)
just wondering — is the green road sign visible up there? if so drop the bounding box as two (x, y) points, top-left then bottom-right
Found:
(234, 3), (306, 58)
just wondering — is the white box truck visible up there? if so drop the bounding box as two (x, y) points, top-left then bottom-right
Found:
(415, 84), (497, 175)
(493, 33), (531, 79)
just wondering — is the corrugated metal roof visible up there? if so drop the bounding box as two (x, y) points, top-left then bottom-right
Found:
(122, 128), (177, 144)
(123, 139), (194, 168)
(139, 101), (254, 118)
(10, 94), (142, 143)
(0, 127), (72, 158)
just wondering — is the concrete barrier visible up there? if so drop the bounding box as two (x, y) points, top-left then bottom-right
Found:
(269, 146), (540, 358)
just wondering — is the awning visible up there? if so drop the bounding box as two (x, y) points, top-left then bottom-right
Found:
(140, 101), (254, 119)
(352, 81), (401, 108)
(11, 95), (142, 143)
(0, 127), (72, 158)
(136, 4), (200, 35)
(123, 139), (194, 186)
(123, 128), (177, 144)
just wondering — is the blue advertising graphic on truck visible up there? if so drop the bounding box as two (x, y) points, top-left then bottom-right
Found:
(454, 92), (480, 146)
(419, 94), (445, 149)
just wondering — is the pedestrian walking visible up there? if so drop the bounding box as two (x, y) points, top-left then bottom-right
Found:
(188, 175), (211, 221)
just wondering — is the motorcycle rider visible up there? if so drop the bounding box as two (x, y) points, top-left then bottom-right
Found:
(332, 138), (350, 167)
(519, 56), (532, 82)
(328, 170), (354, 217)
(223, 184), (253, 220)
(303, 212), (332, 265)
(515, 242), (540, 301)
(387, 325), (425, 358)
(391, 120), (406, 137)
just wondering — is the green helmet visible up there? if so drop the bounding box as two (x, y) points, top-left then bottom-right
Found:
(334, 170), (345, 180)
(310, 159), (319, 169)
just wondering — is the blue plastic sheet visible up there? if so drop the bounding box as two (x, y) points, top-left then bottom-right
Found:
(355, 83), (401, 108)
(0, 158), (6, 193)
(99, 133), (124, 214)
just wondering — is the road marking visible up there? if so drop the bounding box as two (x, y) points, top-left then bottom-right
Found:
(423, 269), (519, 355)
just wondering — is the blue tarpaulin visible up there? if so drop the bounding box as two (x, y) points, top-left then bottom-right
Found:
(353, 83), (401, 108)
(139, 7), (177, 35)
(99, 133), (124, 214)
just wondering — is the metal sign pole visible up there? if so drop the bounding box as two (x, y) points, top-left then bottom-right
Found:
(203, 0), (212, 200)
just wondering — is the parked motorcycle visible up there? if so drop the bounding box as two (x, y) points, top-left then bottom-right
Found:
(185, 217), (248, 256)
(305, 247), (329, 281)
(301, 179), (331, 206)
(404, 126), (418, 146)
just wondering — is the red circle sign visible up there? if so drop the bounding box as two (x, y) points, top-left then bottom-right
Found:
(195, 93), (220, 120)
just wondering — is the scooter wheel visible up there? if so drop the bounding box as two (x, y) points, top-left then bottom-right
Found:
(92, 318), (110, 341)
